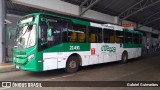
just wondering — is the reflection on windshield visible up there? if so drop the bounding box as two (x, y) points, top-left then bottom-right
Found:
(15, 25), (36, 48)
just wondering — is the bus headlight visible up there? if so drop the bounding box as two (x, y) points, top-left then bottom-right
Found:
(28, 54), (34, 61)
(13, 57), (15, 60)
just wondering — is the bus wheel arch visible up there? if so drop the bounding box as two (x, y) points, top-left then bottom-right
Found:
(65, 53), (81, 73)
(121, 50), (128, 63)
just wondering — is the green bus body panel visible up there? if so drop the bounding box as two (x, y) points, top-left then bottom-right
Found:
(72, 19), (90, 26)
(13, 47), (36, 63)
(35, 43), (90, 71)
(41, 43), (91, 52)
(13, 43), (90, 71)
(123, 29), (143, 35)
(19, 58), (37, 71)
(36, 52), (43, 71)
(123, 43), (142, 48)
(13, 46), (39, 71)
(27, 13), (90, 26)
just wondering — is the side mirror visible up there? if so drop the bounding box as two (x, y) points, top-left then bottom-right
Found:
(8, 32), (11, 41)
(47, 28), (52, 37)
(28, 25), (33, 30)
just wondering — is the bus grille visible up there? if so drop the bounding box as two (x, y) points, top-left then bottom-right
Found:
(16, 52), (26, 55)
(16, 63), (26, 67)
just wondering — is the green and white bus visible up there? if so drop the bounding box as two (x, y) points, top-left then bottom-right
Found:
(13, 13), (142, 72)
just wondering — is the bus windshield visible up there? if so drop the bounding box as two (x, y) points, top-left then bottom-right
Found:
(14, 24), (36, 49)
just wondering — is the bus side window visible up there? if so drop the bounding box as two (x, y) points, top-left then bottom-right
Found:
(67, 23), (86, 43)
(125, 32), (133, 44)
(88, 27), (102, 43)
(133, 33), (139, 44)
(103, 29), (115, 43)
(38, 21), (48, 51)
(39, 21), (48, 44)
(110, 35), (115, 43)
(70, 32), (77, 42)
(109, 30), (115, 43)
(89, 34), (96, 43)
(116, 30), (124, 43)
(139, 34), (142, 44)
(78, 33), (85, 42)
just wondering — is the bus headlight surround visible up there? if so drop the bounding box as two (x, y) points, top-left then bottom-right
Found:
(28, 54), (34, 61)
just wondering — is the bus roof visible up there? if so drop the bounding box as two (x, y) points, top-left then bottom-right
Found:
(22, 12), (143, 34)
(24, 12), (90, 26)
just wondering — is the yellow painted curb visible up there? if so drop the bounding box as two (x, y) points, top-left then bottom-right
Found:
(0, 65), (14, 69)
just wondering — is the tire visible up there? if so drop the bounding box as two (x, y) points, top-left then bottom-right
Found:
(65, 56), (80, 73)
(121, 52), (128, 63)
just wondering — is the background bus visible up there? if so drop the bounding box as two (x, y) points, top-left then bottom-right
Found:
(13, 13), (142, 72)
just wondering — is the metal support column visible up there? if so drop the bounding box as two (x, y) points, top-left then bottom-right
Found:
(0, 0), (6, 63)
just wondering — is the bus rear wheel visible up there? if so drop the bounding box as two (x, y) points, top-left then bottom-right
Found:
(121, 52), (128, 63)
(65, 56), (80, 73)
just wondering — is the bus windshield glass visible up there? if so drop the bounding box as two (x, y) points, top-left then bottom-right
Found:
(20, 16), (34, 24)
(15, 24), (36, 49)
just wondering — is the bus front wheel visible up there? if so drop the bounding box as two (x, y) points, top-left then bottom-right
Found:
(121, 51), (128, 63)
(65, 56), (80, 73)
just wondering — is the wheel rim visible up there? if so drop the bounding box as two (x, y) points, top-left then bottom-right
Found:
(123, 55), (127, 61)
(69, 60), (77, 69)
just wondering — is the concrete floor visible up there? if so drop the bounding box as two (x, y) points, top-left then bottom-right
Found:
(0, 53), (160, 90)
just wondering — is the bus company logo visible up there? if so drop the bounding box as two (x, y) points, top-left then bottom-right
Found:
(101, 45), (116, 53)
(2, 82), (11, 88)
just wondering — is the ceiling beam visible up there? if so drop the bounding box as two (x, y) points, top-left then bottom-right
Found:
(119, 0), (160, 21)
(152, 23), (160, 30)
(137, 17), (160, 28)
(79, 0), (101, 16)
(138, 11), (160, 24)
(93, 6), (118, 16)
(7, 9), (28, 15)
(119, 0), (144, 16)
(79, 0), (88, 14)
(156, 27), (160, 30)
(80, 0), (88, 7)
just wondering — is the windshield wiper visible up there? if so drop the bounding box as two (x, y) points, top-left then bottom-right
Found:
(22, 26), (29, 36)
(26, 27), (32, 47)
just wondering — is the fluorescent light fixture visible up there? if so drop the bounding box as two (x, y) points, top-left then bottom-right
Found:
(4, 19), (12, 24)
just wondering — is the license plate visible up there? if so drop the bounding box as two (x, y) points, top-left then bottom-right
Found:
(16, 66), (19, 69)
